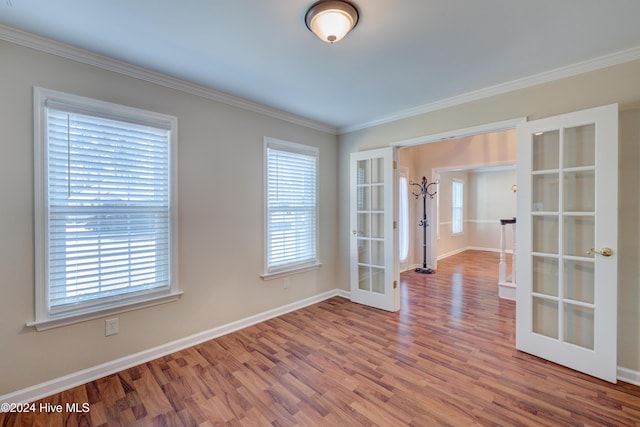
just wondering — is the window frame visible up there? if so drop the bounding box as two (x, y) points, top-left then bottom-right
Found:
(452, 178), (464, 235)
(30, 87), (181, 331)
(262, 137), (320, 280)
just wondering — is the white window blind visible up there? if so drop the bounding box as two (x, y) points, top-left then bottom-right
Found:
(33, 88), (179, 326)
(452, 179), (464, 234)
(265, 138), (318, 274)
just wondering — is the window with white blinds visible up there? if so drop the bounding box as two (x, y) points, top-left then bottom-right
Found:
(264, 138), (319, 276)
(32, 88), (179, 328)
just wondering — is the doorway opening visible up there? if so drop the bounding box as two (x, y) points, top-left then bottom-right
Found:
(396, 123), (520, 278)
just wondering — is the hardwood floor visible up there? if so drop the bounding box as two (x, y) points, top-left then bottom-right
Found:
(3, 250), (640, 426)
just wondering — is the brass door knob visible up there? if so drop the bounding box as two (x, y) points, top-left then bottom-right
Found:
(587, 247), (613, 257)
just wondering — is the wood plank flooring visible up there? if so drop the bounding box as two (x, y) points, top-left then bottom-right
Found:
(3, 250), (640, 426)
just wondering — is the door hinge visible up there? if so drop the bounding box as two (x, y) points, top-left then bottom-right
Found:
(393, 220), (397, 229)
(393, 161), (397, 170)
(393, 280), (398, 289)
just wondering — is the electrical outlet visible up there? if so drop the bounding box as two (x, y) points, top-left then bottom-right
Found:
(283, 277), (290, 289)
(105, 318), (119, 336)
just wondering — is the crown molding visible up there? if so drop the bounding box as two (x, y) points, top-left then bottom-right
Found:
(3, 24), (639, 137)
(340, 45), (640, 134)
(0, 24), (338, 135)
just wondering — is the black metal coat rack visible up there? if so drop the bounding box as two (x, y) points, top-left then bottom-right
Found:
(410, 176), (438, 274)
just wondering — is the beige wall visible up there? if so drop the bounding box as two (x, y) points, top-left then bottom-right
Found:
(467, 169), (517, 252)
(434, 170), (470, 258)
(435, 169), (518, 258)
(618, 108), (640, 372)
(0, 40), (339, 395)
(338, 59), (640, 373)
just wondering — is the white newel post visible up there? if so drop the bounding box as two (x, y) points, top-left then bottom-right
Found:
(498, 218), (516, 300)
(512, 222), (516, 288)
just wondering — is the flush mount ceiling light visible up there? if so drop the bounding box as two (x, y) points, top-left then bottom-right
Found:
(305, 0), (359, 44)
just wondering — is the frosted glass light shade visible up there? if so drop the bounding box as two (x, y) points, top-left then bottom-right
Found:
(305, 1), (359, 44)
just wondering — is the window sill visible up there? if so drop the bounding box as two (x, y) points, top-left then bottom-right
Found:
(261, 262), (322, 281)
(26, 291), (183, 331)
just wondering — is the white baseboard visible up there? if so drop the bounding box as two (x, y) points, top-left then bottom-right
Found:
(438, 246), (512, 260)
(406, 263), (435, 272)
(467, 246), (513, 254)
(617, 366), (640, 386)
(498, 282), (516, 300)
(335, 289), (350, 299)
(0, 289), (346, 405)
(437, 247), (468, 260)
(466, 246), (500, 253)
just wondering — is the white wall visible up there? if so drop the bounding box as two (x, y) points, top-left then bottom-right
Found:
(0, 39), (339, 395)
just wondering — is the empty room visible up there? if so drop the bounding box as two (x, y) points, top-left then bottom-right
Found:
(2, 1), (640, 425)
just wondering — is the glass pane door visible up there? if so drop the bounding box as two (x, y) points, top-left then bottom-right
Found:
(350, 147), (399, 312)
(516, 104), (618, 383)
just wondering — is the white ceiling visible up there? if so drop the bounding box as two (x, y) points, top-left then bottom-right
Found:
(2, 0), (640, 133)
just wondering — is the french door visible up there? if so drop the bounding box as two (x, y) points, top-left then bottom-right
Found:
(349, 147), (399, 312)
(516, 104), (618, 383)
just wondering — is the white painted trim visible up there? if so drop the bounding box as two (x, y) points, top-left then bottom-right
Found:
(466, 219), (503, 224)
(437, 246), (511, 261)
(260, 263), (322, 281)
(466, 246), (502, 253)
(498, 283), (516, 301)
(336, 289), (351, 299)
(343, 46), (640, 134)
(392, 118), (526, 147)
(617, 367), (640, 386)
(437, 247), (468, 260)
(433, 160), (517, 175)
(0, 289), (344, 405)
(27, 292), (184, 332)
(0, 24), (337, 135)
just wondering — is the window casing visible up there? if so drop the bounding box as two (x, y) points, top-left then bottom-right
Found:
(452, 179), (464, 235)
(263, 138), (319, 278)
(31, 87), (180, 330)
